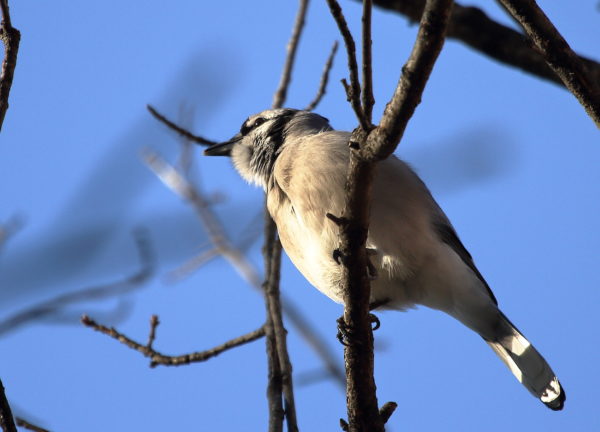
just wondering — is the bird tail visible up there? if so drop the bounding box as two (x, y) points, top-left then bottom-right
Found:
(485, 312), (565, 410)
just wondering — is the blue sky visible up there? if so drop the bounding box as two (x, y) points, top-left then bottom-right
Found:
(0, 1), (598, 431)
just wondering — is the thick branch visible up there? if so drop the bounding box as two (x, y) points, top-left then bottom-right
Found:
(82, 314), (266, 367)
(497, 0), (600, 126)
(0, 0), (20, 131)
(364, 0), (600, 92)
(329, 0), (453, 430)
(272, 0), (310, 109)
(0, 379), (16, 432)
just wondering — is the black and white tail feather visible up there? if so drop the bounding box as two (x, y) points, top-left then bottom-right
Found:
(486, 312), (565, 410)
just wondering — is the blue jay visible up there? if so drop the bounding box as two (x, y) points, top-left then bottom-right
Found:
(204, 108), (565, 410)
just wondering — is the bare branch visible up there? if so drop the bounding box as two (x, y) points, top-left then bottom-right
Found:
(82, 315), (265, 367)
(272, 0), (310, 109)
(325, 0), (370, 129)
(0, 230), (155, 336)
(14, 418), (49, 432)
(497, 0), (600, 127)
(304, 41), (339, 112)
(147, 105), (218, 146)
(368, 0), (453, 161)
(361, 0), (375, 123)
(378, 401), (398, 424)
(263, 220), (285, 432)
(146, 314), (159, 350)
(365, 0), (600, 91)
(327, 0), (453, 430)
(0, 0), (20, 131)
(0, 379), (16, 432)
(141, 149), (344, 387)
(164, 248), (219, 283)
(142, 149), (263, 288)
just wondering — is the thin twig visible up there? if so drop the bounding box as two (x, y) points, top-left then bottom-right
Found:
(141, 150), (345, 386)
(146, 315), (159, 350)
(0, 379), (16, 432)
(325, 0), (370, 130)
(147, 105), (218, 146)
(304, 41), (339, 111)
(272, 0), (310, 109)
(266, 2), (313, 430)
(361, 0), (374, 124)
(14, 418), (49, 432)
(0, 230), (155, 336)
(0, 0), (20, 131)
(82, 315), (266, 367)
(497, 0), (600, 127)
(364, 0), (600, 91)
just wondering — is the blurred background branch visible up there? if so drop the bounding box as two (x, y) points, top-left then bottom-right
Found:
(0, 229), (154, 336)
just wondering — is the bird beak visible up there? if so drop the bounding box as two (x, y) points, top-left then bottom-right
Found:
(204, 135), (241, 157)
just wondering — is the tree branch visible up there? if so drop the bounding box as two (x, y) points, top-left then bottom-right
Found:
(147, 105), (218, 146)
(327, 0), (453, 430)
(82, 314), (265, 367)
(497, 0), (600, 127)
(0, 229), (155, 336)
(0, 0), (20, 131)
(272, 0), (310, 109)
(141, 149), (345, 387)
(368, 0), (453, 160)
(325, 0), (370, 129)
(361, 0), (374, 124)
(304, 41), (339, 112)
(14, 418), (49, 432)
(363, 0), (600, 92)
(0, 379), (16, 432)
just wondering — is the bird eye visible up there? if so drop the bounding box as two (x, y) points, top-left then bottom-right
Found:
(253, 117), (266, 128)
(240, 117), (267, 136)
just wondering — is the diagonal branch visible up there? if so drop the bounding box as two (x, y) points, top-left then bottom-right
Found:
(14, 418), (49, 432)
(497, 0), (600, 127)
(368, 0), (453, 160)
(147, 105), (218, 146)
(0, 0), (20, 131)
(0, 230), (155, 336)
(141, 149), (345, 386)
(325, 0), (370, 129)
(304, 41), (339, 112)
(363, 0), (600, 92)
(82, 314), (266, 367)
(272, 0), (310, 109)
(0, 379), (16, 432)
